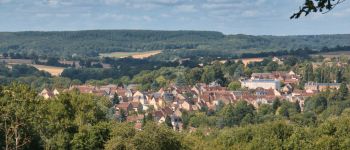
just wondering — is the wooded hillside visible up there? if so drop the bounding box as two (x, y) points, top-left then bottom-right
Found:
(0, 30), (349, 57)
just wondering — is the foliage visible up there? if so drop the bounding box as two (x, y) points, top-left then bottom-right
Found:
(291, 0), (346, 19)
(1, 30), (350, 59)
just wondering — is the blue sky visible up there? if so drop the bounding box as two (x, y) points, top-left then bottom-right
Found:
(0, 0), (350, 35)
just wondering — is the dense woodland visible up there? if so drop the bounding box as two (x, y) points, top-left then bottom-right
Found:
(0, 30), (350, 58)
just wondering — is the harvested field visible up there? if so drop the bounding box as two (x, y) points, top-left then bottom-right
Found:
(234, 58), (264, 66)
(99, 50), (162, 59)
(30, 65), (65, 76)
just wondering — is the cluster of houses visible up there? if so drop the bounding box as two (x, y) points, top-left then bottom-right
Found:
(39, 70), (343, 130)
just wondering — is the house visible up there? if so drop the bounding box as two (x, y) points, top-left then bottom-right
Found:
(127, 114), (144, 123)
(272, 57), (283, 65)
(133, 91), (147, 105)
(154, 110), (166, 123)
(70, 85), (95, 93)
(53, 89), (60, 95)
(209, 81), (221, 87)
(131, 102), (143, 112)
(251, 71), (300, 85)
(304, 82), (341, 92)
(282, 84), (293, 94)
(181, 101), (192, 111)
(39, 88), (54, 99)
(241, 79), (281, 90)
(116, 102), (133, 113)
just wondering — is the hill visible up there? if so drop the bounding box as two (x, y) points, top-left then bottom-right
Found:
(0, 30), (349, 58)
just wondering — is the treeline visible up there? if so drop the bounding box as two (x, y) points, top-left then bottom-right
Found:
(150, 45), (350, 63)
(0, 30), (223, 57)
(0, 30), (349, 58)
(0, 64), (51, 78)
(61, 58), (177, 82)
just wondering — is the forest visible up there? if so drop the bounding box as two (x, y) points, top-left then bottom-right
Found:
(0, 30), (350, 58)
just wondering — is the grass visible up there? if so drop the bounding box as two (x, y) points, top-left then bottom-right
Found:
(99, 50), (162, 59)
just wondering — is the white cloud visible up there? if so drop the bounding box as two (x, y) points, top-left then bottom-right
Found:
(242, 10), (258, 17)
(175, 5), (197, 13)
(331, 8), (350, 17)
(0, 0), (11, 3)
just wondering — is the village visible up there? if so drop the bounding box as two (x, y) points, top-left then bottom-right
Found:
(39, 69), (343, 131)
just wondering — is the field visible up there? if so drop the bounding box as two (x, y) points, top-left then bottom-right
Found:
(312, 51), (350, 58)
(99, 50), (162, 59)
(1, 58), (65, 76)
(30, 65), (65, 76)
(234, 58), (264, 66)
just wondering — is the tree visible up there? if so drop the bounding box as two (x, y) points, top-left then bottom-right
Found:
(46, 57), (61, 66)
(201, 67), (216, 84)
(2, 52), (8, 58)
(106, 107), (117, 120)
(175, 74), (187, 87)
(132, 123), (182, 150)
(71, 122), (112, 150)
(336, 69), (344, 83)
(0, 83), (39, 150)
(165, 116), (173, 128)
(302, 63), (314, 83)
(265, 61), (278, 72)
(119, 109), (127, 122)
(112, 93), (120, 105)
(291, 0), (346, 19)
(338, 83), (348, 100)
(278, 105), (290, 118)
(151, 80), (160, 91)
(228, 81), (241, 91)
(220, 104), (236, 127)
(284, 56), (298, 66)
(233, 65), (244, 79)
(105, 123), (136, 150)
(295, 100), (302, 113)
(305, 95), (328, 114)
(186, 68), (203, 85)
(272, 99), (282, 113)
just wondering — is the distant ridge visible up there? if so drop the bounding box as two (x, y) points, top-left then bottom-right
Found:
(0, 30), (349, 58)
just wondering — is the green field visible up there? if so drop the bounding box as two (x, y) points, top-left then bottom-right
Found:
(99, 50), (162, 58)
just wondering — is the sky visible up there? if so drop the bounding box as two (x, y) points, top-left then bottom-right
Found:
(0, 0), (350, 35)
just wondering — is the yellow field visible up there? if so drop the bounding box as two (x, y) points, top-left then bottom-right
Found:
(30, 65), (65, 76)
(99, 50), (162, 59)
(234, 58), (264, 66)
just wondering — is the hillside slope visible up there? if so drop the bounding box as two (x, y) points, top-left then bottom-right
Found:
(0, 30), (349, 57)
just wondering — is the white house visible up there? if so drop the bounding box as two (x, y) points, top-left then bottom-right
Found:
(241, 79), (281, 90)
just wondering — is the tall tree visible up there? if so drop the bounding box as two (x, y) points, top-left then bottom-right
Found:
(112, 93), (120, 105)
(0, 84), (38, 150)
(338, 83), (349, 100)
(336, 69), (344, 83)
(303, 63), (314, 83)
(119, 109), (127, 123)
